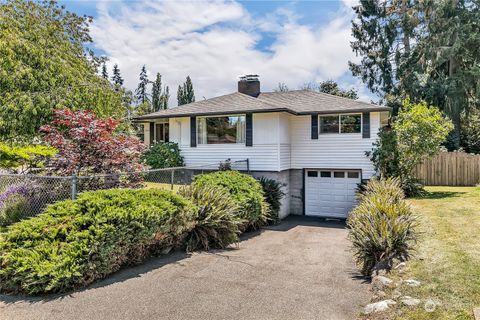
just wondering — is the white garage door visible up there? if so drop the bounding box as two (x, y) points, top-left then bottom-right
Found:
(305, 169), (361, 218)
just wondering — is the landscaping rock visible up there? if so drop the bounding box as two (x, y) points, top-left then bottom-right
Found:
(401, 296), (421, 306)
(363, 300), (397, 314)
(403, 279), (421, 287)
(473, 307), (480, 320)
(392, 289), (402, 299)
(424, 299), (437, 312)
(373, 290), (387, 300)
(372, 275), (394, 290)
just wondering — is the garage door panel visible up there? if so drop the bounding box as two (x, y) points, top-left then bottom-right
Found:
(305, 169), (361, 218)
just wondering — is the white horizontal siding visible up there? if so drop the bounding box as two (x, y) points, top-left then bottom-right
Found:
(279, 144), (291, 171)
(167, 112), (380, 175)
(169, 113), (282, 171)
(290, 113), (380, 178)
(180, 144), (279, 171)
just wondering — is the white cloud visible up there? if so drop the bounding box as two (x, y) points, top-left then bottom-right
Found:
(91, 0), (365, 105)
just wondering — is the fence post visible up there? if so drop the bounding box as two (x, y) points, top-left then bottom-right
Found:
(71, 175), (78, 200)
(170, 169), (174, 190)
(246, 158), (250, 173)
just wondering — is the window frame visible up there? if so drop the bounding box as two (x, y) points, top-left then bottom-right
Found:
(196, 114), (246, 145)
(154, 119), (169, 143)
(318, 113), (362, 135)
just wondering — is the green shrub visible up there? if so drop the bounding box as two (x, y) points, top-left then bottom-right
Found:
(192, 171), (270, 230)
(0, 188), (196, 294)
(179, 184), (243, 251)
(348, 179), (417, 276)
(356, 177), (405, 203)
(257, 177), (285, 222)
(142, 142), (184, 169)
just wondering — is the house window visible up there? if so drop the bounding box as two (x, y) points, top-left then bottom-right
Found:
(155, 122), (169, 143)
(319, 114), (361, 134)
(380, 111), (390, 128)
(197, 115), (246, 144)
(319, 115), (339, 134)
(340, 115), (361, 133)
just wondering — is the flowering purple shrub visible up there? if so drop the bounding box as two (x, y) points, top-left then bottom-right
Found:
(0, 181), (42, 226)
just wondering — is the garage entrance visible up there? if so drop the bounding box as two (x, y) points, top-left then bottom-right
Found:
(305, 169), (361, 218)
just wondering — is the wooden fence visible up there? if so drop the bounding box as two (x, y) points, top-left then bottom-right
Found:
(414, 152), (480, 186)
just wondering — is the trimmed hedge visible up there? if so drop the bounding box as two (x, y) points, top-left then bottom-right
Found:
(0, 189), (196, 294)
(192, 171), (270, 230)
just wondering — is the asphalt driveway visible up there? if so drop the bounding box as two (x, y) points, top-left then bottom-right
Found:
(0, 216), (369, 320)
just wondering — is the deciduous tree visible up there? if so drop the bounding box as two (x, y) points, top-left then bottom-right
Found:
(40, 109), (145, 176)
(0, 0), (125, 141)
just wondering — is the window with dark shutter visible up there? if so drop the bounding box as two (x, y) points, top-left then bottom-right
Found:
(246, 113), (253, 146)
(190, 116), (197, 147)
(149, 122), (154, 146)
(362, 112), (370, 138)
(311, 114), (318, 139)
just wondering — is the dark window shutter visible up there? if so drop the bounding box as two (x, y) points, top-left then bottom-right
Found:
(246, 113), (253, 146)
(362, 112), (370, 138)
(190, 116), (197, 147)
(311, 114), (318, 139)
(149, 122), (154, 145)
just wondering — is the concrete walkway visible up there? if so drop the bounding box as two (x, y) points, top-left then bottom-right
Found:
(0, 216), (369, 320)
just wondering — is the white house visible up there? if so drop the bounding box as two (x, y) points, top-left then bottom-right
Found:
(135, 75), (390, 219)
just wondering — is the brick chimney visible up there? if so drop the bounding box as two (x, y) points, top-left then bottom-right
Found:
(238, 75), (260, 97)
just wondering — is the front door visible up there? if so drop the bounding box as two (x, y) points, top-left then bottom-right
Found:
(155, 123), (169, 143)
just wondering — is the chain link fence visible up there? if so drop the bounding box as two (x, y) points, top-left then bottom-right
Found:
(0, 159), (249, 219)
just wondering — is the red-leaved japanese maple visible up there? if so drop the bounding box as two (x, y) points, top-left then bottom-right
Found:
(41, 109), (146, 176)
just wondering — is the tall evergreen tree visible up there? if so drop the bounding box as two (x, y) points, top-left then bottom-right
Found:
(111, 64), (123, 86)
(151, 73), (170, 111)
(152, 73), (162, 112)
(135, 65), (150, 105)
(177, 76), (195, 106)
(349, 0), (480, 147)
(0, 0), (125, 140)
(101, 62), (108, 80)
(160, 86), (170, 110)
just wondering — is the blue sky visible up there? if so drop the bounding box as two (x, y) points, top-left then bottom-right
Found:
(59, 0), (374, 104)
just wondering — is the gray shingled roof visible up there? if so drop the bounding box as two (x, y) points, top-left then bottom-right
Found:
(134, 90), (390, 120)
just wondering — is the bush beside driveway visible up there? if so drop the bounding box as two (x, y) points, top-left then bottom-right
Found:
(0, 217), (369, 320)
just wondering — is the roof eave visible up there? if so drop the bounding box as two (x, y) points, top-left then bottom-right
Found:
(132, 108), (296, 122)
(295, 106), (392, 115)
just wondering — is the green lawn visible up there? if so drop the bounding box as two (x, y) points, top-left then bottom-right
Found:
(143, 182), (184, 192)
(371, 186), (480, 319)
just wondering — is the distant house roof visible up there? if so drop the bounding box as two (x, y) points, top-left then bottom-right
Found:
(134, 90), (390, 120)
